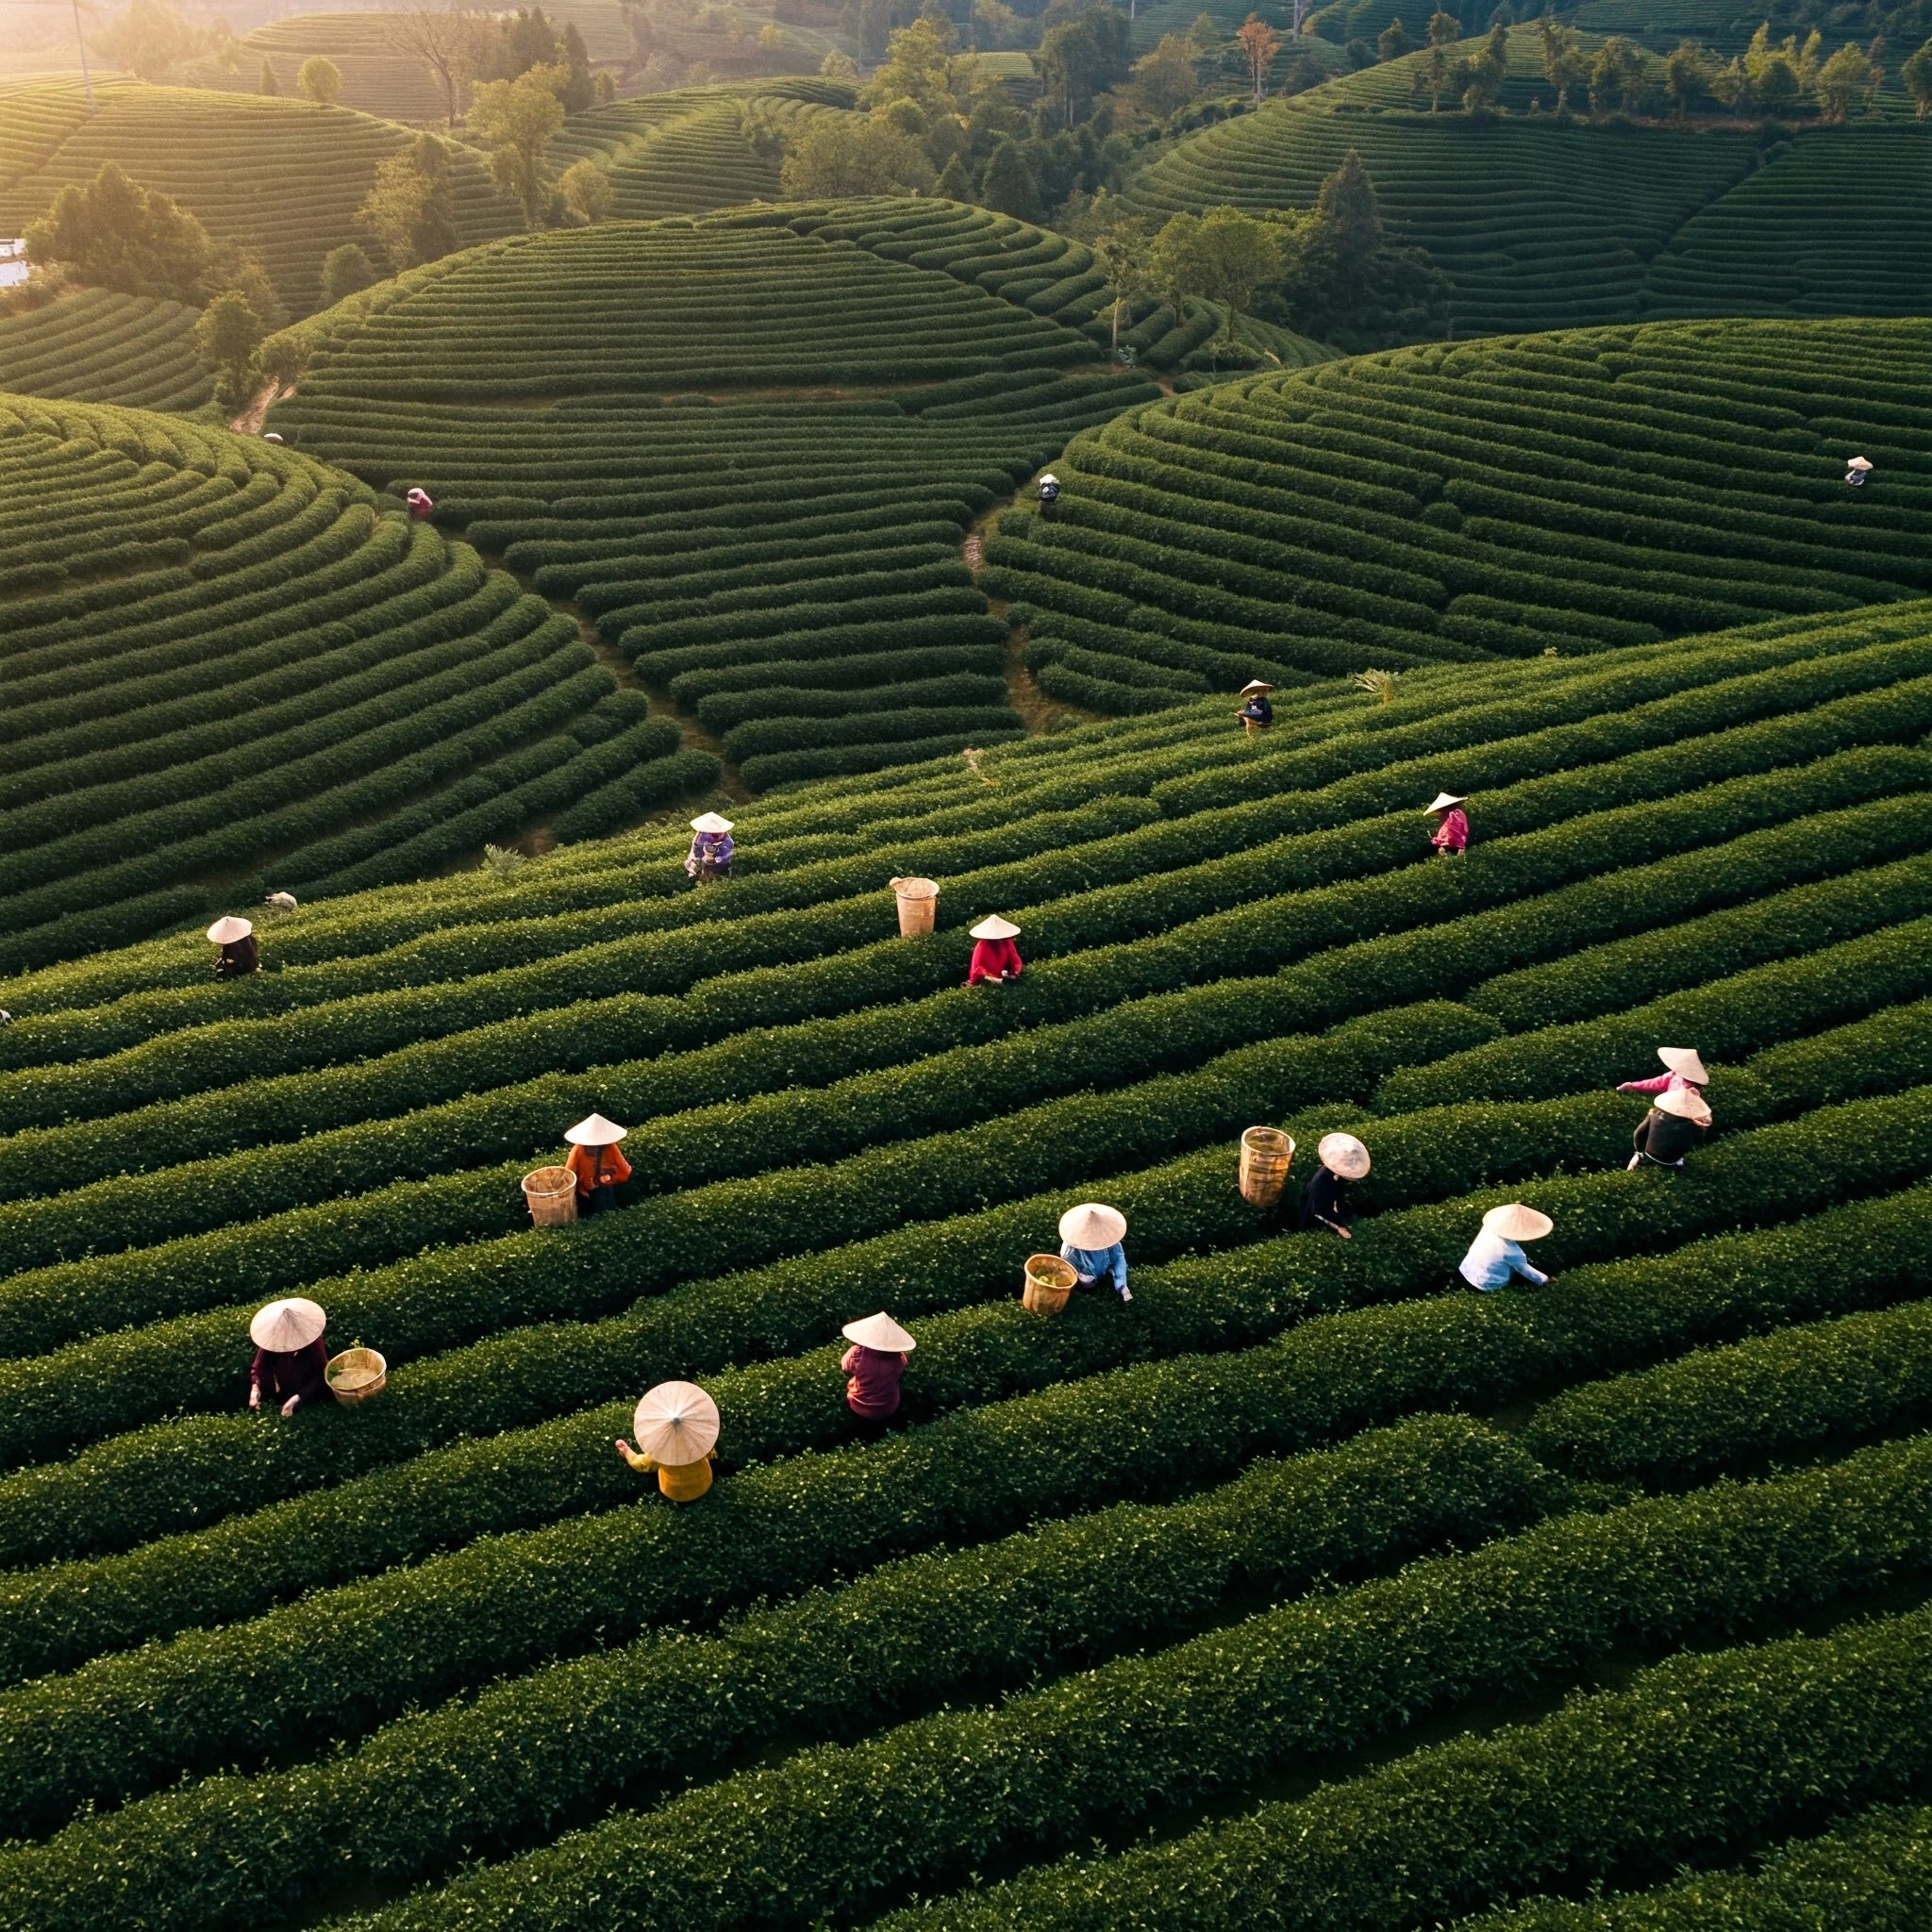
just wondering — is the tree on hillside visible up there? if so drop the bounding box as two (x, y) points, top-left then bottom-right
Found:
(1536, 12), (1588, 111)
(1460, 19), (1507, 109)
(1813, 40), (1881, 120)
(1089, 203), (1153, 358)
(258, 58), (278, 93)
(558, 156), (613, 223)
(320, 242), (378, 306)
(1416, 10), (1460, 109)
(193, 289), (265, 408)
(1234, 14), (1282, 105)
(1145, 208), (1200, 325)
(821, 47), (859, 79)
(1906, 37), (1932, 117)
(356, 133), (460, 269)
(1190, 204), (1285, 346)
(25, 160), (213, 302)
(779, 115), (937, 195)
(96, 0), (203, 80)
(1039, 5), (1133, 128)
(1377, 17), (1412, 61)
(389, 6), (490, 128)
(1132, 33), (1201, 118)
(1662, 39), (1715, 116)
(1588, 35), (1646, 114)
(859, 16), (959, 122)
(980, 138), (1042, 219)
(298, 55), (343, 104)
(1311, 144), (1379, 307)
(209, 245), (287, 331)
(468, 67), (567, 225)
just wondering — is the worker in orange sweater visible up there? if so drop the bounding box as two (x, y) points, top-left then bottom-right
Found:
(564, 1112), (632, 1216)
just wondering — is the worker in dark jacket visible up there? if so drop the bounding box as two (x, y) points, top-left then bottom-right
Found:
(1236, 680), (1274, 732)
(1038, 472), (1061, 519)
(248, 1298), (328, 1416)
(1627, 1083), (1710, 1170)
(1300, 1132), (1369, 1238)
(208, 915), (258, 977)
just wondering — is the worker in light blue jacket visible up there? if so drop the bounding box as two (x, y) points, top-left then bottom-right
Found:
(1059, 1201), (1131, 1305)
(1457, 1203), (1555, 1292)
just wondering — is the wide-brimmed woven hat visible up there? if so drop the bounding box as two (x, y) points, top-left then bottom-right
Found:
(633, 1381), (720, 1465)
(565, 1112), (628, 1146)
(1239, 679), (1274, 697)
(1317, 1131), (1371, 1180)
(1482, 1203), (1553, 1242)
(1040, 473), (1059, 487)
(841, 1311), (917, 1353)
(250, 1297), (326, 1352)
(1424, 792), (1467, 813)
(1059, 1202), (1127, 1248)
(1656, 1086), (1712, 1123)
(971, 914), (1021, 941)
(690, 812), (734, 835)
(1847, 456), (1874, 473)
(1657, 1046), (1708, 1083)
(207, 916), (254, 944)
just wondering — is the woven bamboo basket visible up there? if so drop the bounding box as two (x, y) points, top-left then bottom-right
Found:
(523, 1164), (578, 1225)
(890, 875), (940, 936)
(1022, 1252), (1077, 1315)
(325, 1347), (388, 1407)
(1239, 1127), (1295, 1208)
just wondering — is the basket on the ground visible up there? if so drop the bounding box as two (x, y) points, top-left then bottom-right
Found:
(1022, 1252), (1077, 1314)
(1239, 1127), (1295, 1208)
(523, 1164), (578, 1225)
(890, 875), (940, 937)
(325, 1347), (388, 1407)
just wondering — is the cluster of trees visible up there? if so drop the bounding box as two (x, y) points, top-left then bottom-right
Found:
(1079, 149), (1444, 360)
(385, 3), (607, 129)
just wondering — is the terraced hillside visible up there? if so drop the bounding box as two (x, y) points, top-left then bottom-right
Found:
(1127, 45), (1931, 335)
(983, 318), (1932, 705)
(551, 78), (855, 219)
(0, 394), (716, 972)
(184, 14), (451, 125)
(2, 605), (1932, 1931)
(0, 290), (212, 411)
(0, 83), (517, 314)
(269, 202), (1195, 788)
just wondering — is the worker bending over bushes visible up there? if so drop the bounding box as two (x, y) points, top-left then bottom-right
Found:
(841, 1311), (915, 1433)
(617, 1381), (718, 1501)
(686, 812), (734, 883)
(968, 914), (1024, 986)
(1457, 1203), (1555, 1292)
(1236, 680), (1274, 732)
(1629, 1084), (1711, 1171)
(1300, 1132), (1369, 1238)
(248, 1297), (328, 1417)
(208, 915), (258, 976)
(1060, 1202), (1131, 1305)
(564, 1113), (631, 1216)
(1426, 791), (1469, 857)
(1619, 1045), (1708, 1105)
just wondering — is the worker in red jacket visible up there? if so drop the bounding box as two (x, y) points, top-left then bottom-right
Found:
(967, 914), (1024, 986)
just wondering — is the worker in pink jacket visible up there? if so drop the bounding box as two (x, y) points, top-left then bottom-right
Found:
(841, 1311), (915, 1434)
(1617, 1046), (1708, 1102)
(1426, 791), (1469, 856)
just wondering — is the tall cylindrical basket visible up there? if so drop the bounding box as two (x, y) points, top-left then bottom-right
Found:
(1238, 1127), (1294, 1208)
(890, 876), (940, 937)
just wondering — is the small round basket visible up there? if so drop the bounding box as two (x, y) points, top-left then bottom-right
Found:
(1022, 1252), (1077, 1315)
(325, 1347), (388, 1407)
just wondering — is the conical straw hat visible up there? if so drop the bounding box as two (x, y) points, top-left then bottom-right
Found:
(1040, 473), (1059, 487)
(1657, 1046), (1708, 1083)
(1317, 1132), (1371, 1179)
(1656, 1085), (1712, 1123)
(690, 812), (734, 835)
(564, 1112), (628, 1145)
(1481, 1203), (1553, 1242)
(1424, 792), (1467, 813)
(1847, 456), (1874, 472)
(250, 1296), (326, 1351)
(1058, 1202), (1126, 1248)
(841, 1311), (916, 1353)
(633, 1381), (720, 1465)
(971, 915), (1021, 941)
(207, 916), (254, 944)
(1240, 680), (1274, 696)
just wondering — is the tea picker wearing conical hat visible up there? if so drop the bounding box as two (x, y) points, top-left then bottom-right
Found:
(248, 1298), (328, 1416)
(841, 1311), (916, 1429)
(1060, 1201), (1130, 1304)
(1618, 1046), (1708, 1103)
(208, 915), (258, 978)
(686, 812), (735, 883)
(1627, 1082), (1711, 1172)
(617, 1380), (719, 1502)
(1425, 792), (1469, 858)
(1457, 1203), (1554, 1293)
(1236, 680), (1274, 732)
(967, 914), (1024, 987)
(564, 1113), (632, 1217)
(1300, 1132), (1369, 1239)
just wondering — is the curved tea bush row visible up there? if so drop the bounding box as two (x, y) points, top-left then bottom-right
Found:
(184, 12), (453, 124)
(986, 318), (1932, 691)
(0, 395), (691, 967)
(0, 82), (516, 313)
(0, 291), (212, 411)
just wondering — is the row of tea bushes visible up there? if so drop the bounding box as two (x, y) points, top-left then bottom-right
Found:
(0, 291), (212, 412)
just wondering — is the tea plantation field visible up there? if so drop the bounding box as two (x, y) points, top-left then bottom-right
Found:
(1131, 43), (1932, 335)
(0, 82), (518, 314)
(183, 13), (453, 125)
(2, 604), (1932, 1928)
(985, 316), (1932, 704)
(0, 290), (212, 411)
(272, 201), (1282, 787)
(0, 393), (715, 973)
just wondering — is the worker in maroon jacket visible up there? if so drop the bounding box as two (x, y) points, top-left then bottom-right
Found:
(248, 1298), (328, 1417)
(841, 1311), (916, 1431)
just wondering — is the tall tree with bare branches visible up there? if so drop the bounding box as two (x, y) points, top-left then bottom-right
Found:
(388, 5), (485, 128)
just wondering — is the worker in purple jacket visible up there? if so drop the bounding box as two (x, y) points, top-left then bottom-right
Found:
(841, 1311), (916, 1430)
(247, 1297), (328, 1417)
